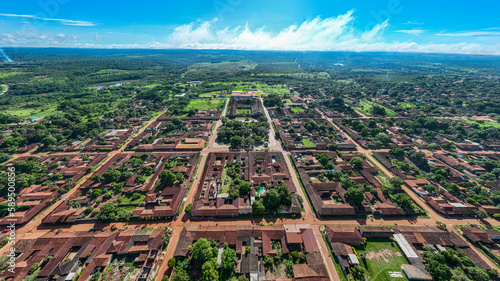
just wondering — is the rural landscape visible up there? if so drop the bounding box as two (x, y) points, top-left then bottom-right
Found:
(1, 1), (500, 281)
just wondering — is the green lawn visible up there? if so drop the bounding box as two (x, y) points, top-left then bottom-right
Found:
(0, 85), (5, 93)
(283, 99), (292, 104)
(290, 106), (305, 113)
(219, 166), (232, 194)
(237, 109), (251, 115)
(187, 98), (226, 110)
(301, 138), (315, 147)
(120, 193), (146, 204)
(354, 238), (409, 281)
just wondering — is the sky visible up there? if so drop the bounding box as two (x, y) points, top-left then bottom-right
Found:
(1, 0), (499, 55)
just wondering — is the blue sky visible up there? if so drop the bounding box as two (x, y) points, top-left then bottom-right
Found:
(1, 0), (499, 55)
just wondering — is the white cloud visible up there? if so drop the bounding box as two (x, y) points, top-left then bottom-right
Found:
(0, 13), (96, 26)
(403, 21), (424, 25)
(436, 30), (500, 37)
(148, 12), (498, 55)
(1, 29), (79, 47)
(2, 10), (500, 56)
(395, 29), (425, 35)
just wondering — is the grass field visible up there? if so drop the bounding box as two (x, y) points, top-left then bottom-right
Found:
(0, 71), (21, 78)
(353, 238), (409, 281)
(0, 85), (5, 93)
(302, 138), (315, 147)
(464, 120), (500, 129)
(5, 105), (58, 118)
(354, 99), (397, 117)
(187, 99), (226, 110)
(290, 106), (305, 113)
(283, 99), (292, 104)
(142, 84), (161, 89)
(237, 109), (251, 115)
(398, 102), (416, 108)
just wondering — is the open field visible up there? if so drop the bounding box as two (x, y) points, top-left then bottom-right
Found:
(187, 98), (226, 110)
(464, 119), (500, 129)
(5, 105), (59, 118)
(0, 71), (21, 78)
(354, 99), (397, 117)
(398, 102), (416, 108)
(354, 239), (408, 281)
(142, 83), (161, 89)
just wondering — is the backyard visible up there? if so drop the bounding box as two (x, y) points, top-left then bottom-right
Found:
(187, 98), (226, 110)
(353, 238), (409, 281)
(290, 106), (305, 113)
(237, 108), (252, 115)
(301, 138), (315, 147)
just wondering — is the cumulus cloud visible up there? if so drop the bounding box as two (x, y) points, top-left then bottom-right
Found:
(166, 11), (391, 51)
(3, 10), (500, 56)
(0, 13), (96, 26)
(152, 11), (499, 55)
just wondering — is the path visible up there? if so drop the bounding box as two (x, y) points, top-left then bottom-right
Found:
(0, 85), (8, 95)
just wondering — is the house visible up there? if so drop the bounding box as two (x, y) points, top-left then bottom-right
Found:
(402, 264), (433, 281)
(231, 91), (258, 100)
(325, 226), (364, 245)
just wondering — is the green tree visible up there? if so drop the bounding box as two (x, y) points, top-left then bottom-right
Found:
(42, 136), (57, 146)
(253, 201), (265, 214)
(345, 187), (364, 204)
(263, 189), (280, 210)
(172, 118), (183, 126)
(172, 268), (190, 281)
(185, 203), (193, 214)
(389, 177), (405, 191)
(202, 259), (219, 281)
(349, 157), (363, 169)
(176, 172), (185, 183)
(191, 238), (214, 262)
(389, 147), (405, 159)
(160, 170), (176, 185)
(239, 181), (251, 194)
(238, 276), (249, 281)
(90, 174), (103, 183)
(221, 245), (236, 271)
(230, 135), (243, 147)
(392, 193), (413, 209)
(167, 258), (176, 268)
(103, 169), (120, 183)
(97, 203), (119, 220)
(427, 261), (452, 281)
